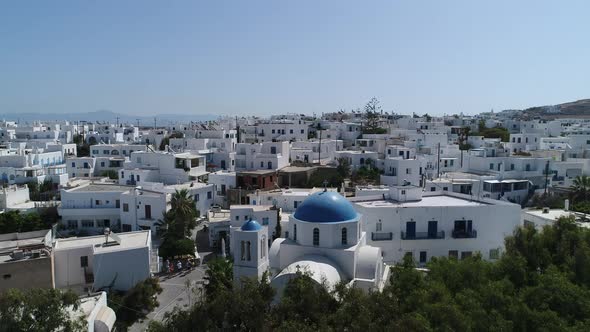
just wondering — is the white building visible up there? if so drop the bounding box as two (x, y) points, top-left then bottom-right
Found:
(290, 139), (343, 165)
(235, 141), (290, 171)
(232, 190), (389, 293)
(59, 182), (128, 234)
(208, 171), (237, 208)
(90, 144), (147, 158)
(119, 151), (207, 185)
(352, 186), (521, 265)
(334, 150), (379, 171)
(53, 230), (152, 292)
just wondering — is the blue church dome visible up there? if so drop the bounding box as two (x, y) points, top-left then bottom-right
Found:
(241, 219), (262, 231)
(294, 191), (358, 223)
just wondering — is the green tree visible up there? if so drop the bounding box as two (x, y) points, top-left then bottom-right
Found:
(572, 175), (590, 202)
(336, 157), (351, 179)
(157, 189), (198, 243)
(73, 134), (90, 157)
(204, 257), (233, 299)
(362, 97), (386, 134)
(101, 170), (119, 180)
(111, 277), (163, 330)
(0, 210), (48, 234)
(0, 288), (84, 332)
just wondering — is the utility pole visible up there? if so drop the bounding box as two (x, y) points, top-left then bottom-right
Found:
(317, 123), (322, 165)
(437, 142), (441, 179)
(544, 160), (550, 194)
(116, 116), (120, 127)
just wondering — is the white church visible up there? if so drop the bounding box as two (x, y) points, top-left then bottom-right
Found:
(231, 190), (389, 293)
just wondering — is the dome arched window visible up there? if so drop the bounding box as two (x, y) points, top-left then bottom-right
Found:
(313, 228), (319, 246)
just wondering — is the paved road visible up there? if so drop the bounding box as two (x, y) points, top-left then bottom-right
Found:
(129, 266), (207, 332)
(129, 223), (218, 331)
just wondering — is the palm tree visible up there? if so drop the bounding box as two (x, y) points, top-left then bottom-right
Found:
(158, 189), (197, 239)
(172, 189), (198, 237)
(572, 175), (590, 202)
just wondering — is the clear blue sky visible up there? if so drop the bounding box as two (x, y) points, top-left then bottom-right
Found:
(1, 1), (589, 116)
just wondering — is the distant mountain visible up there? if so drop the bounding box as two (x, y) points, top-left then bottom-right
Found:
(0, 110), (218, 125)
(522, 99), (590, 119)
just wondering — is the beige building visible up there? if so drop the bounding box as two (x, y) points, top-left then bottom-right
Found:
(0, 229), (54, 291)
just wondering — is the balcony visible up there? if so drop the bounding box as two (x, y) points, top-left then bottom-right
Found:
(371, 232), (393, 241)
(401, 231), (445, 240)
(452, 229), (477, 239)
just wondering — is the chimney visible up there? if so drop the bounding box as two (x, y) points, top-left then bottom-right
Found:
(564, 199), (569, 211)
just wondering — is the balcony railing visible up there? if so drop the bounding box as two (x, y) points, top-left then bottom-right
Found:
(371, 232), (393, 241)
(452, 229), (477, 239)
(401, 231), (445, 240)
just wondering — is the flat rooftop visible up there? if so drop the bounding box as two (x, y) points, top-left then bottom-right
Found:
(0, 230), (50, 253)
(355, 195), (488, 208)
(69, 184), (131, 192)
(54, 230), (150, 253)
(238, 169), (276, 175)
(523, 209), (578, 220)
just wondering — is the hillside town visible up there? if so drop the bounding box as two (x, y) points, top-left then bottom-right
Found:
(2, 99), (590, 330)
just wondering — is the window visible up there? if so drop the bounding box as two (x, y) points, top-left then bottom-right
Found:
(448, 250), (459, 259)
(376, 220), (382, 232)
(430, 187), (436, 192)
(510, 164), (515, 170)
(80, 256), (88, 267)
(92, 150), (98, 154)
(3, 274), (11, 280)
(406, 168), (411, 174)
(101, 162), (105, 167)
(294, 201), (299, 209)
(207, 191), (212, 199)
(241, 241), (245, 261)
(489, 249), (500, 260)
(390, 167), (397, 176)
(67, 220), (78, 229)
(272, 129), (275, 134)
(313, 228), (320, 246)
(95, 200), (101, 206)
(419, 251), (427, 263)
(235, 216), (239, 221)
(81, 220), (94, 228)
(246, 241), (251, 261)
(195, 194), (200, 202)
(123, 203), (129, 212)
(122, 224), (132, 232)
(401, 190), (406, 195)
(405, 221), (415, 238)
(443, 187), (448, 191)
(293, 224), (297, 241)
(71, 162), (75, 167)
(461, 251), (473, 259)
(301, 129), (304, 134)
(489, 163), (494, 170)
(290, 129), (293, 134)
(262, 217), (269, 225)
(341, 227), (348, 245)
